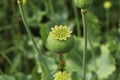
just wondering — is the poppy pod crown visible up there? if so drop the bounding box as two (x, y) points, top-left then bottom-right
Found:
(54, 71), (71, 80)
(46, 25), (74, 53)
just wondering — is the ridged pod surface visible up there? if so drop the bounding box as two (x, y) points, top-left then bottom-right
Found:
(46, 25), (74, 53)
(73, 0), (93, 9)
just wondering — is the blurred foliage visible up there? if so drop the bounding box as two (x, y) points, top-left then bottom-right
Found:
(0, 0), (120, 80)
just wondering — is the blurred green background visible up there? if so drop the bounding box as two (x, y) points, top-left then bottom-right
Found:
(0, 0), (120, 80)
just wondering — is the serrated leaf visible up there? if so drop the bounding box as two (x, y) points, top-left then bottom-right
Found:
(88, 44), (116, 79)
(96, 45), (116, 79)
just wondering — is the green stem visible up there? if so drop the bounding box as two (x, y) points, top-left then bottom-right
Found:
(0, 52), (13, 67)
(58, 53), (65, 71)
(11, 0), (21, 35)
(81, 9), (87, 80)
(106, 9), (110, 30)
(3, 0), (8, 39)
(17, 0), (52, 78)
(119, 18), (120, 28)
(88, 33), (97, 69)
(72, 2), (81, 36)
(0, 69), (6, 79)
(48, 0), (57, 24)
(48, 0), (54, 16)
(0, 47), (16, 67)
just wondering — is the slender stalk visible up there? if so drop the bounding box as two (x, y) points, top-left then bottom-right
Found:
(119, 3), (120, 28)
(106, 9), (110, 30)
(1, 52), (13, 67)
(88, 33), (97, 69)
(11, 0), (21, 35)
(58, 53), (65, 71)
(48, 0), (54, 16)
(48, 0), (57, 24)
(3, 0), (8, 39)
(17, 0), (52, 78)
(119, 18), (120, 28)
(0, 70), (6, 79)
(0, 47), (16, 67)
(119, 0), (120, 25)
(81, 9), (87, 80)
(72, 2), (81, 36)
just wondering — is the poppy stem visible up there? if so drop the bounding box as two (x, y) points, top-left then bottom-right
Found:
(81, 9), (87, 80)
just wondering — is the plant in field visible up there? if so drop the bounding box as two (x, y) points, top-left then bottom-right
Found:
(0, 0), (116, 80)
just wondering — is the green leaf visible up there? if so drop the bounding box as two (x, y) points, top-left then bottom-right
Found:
(28, 10), (46, 23)
(40, 24), (49, 44)
(65, 36), (83, 70)
(0, 75), (16, 80)
(108, 40), (118, 53)
(89, 71), (98, 80)
(32, 65), (42, 80)
(96, 45), (116, 79)
(71, 71), (81, 80)
(15, 72), (31, 80)
(10, 54), (21, 73)
(88, 44), (116, 79)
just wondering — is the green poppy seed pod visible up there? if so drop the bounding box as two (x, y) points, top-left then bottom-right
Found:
(73, 0), (93, 9)
(46, 25), (74, 53)
(17, 0), (26, 5)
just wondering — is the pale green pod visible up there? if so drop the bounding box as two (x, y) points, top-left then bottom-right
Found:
(73, 0), (93, 9)
(46, 25), (74, 53)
